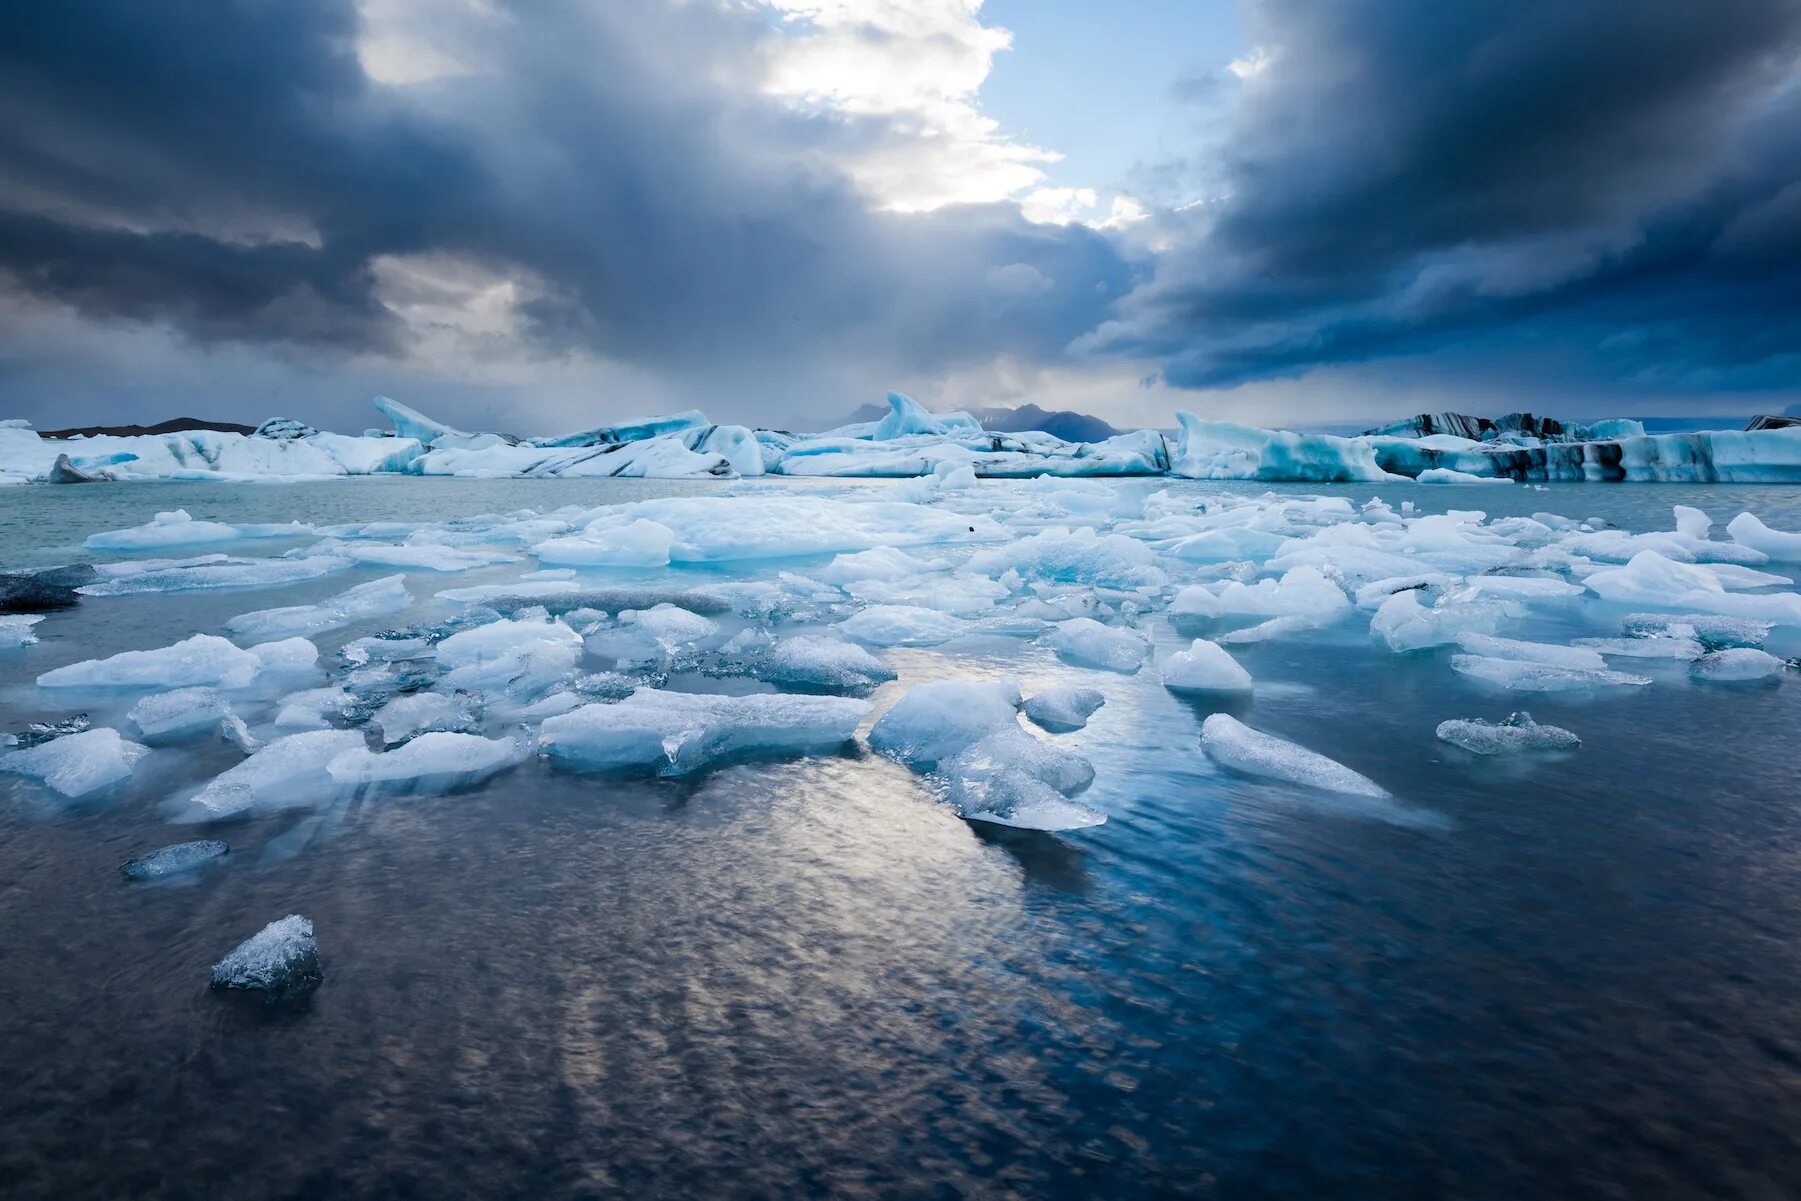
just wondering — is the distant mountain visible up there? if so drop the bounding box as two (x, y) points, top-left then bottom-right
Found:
(38, 417), (256, 439)
(815, 402), (1119, 442)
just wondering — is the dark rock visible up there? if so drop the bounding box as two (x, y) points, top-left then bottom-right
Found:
(0, 574), (81, 613)
(1746, 414), (1801, 431)
(253, 418), (319, 440)
(38, 417), (256, 439)
(30, 563), (98, 589)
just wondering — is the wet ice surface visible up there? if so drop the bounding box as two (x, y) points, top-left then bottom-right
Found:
(4, 475), (1801, 1199)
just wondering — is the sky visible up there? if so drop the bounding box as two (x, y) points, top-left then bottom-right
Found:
(2, 0), (1800, 436)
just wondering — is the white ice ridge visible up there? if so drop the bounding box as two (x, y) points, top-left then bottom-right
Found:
(8, 392), (1801, 484)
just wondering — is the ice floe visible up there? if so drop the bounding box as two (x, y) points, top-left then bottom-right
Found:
(1162, 639), (1254, 694)
(1200, 715), (1389, 798)
(1, 727), (148, 797)
(1436, 712), (1580, 755)
(1021, 686), (1106, 732)
(540, 689), (866, 775)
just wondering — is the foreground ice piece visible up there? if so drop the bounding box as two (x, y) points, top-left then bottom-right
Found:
(867, 679), (1024, 769)
(1690, 648), (1787, 682)
(327, 732), (526, 789)
(1727, 513), (1801, 561)
(39, 634), (315, 689)
(129, 687), (230, 738)
(1200, 714), (1390, 797)
(85, 509), (241, 550)
(837, 605), (969, 647)
(435, 615), (582, 694)
(940, 729), (1104, 831)
(760, 636), (896, 690)
(1584, 551), (1801, 624)
(1450, 655), (1653, 692)
(540, 689), (867, 775)
(224, 575), (409, 641)
(0, 614), (43, 647)
(1455, 634), (1607, 671)
(1436, 712), (1580, 755)
(211, 915), (322, 999)
(1370, 590), (1508, 652)
(372, 691), (481, 745)
(1162, 639), (1254, 694)
(1, 727), (148, 797)
(79, 554), (349, 596)
(1021, 686), (1105, 732)
(190, 730), (367, 817)
(1213, 566), (1350, 618)
(120, 839), (230, 881)
(1047, 618), (1149, 673)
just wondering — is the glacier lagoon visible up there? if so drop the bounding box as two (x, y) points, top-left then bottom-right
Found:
(3, 474), (1801, 1198)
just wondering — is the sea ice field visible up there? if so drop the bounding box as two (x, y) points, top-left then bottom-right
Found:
(4, 473), (1801, 1199)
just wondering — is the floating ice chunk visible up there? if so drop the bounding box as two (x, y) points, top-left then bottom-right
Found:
(210, 915), (321, 998)
(1584, 551), (1801, 624)
(1213, 566), (1349, 618)
(1217, 615), (1323, 644)
(85, 509), (241, 550)
(129, 687), (230, 738)
(78, 553), (349, 596)
(540, 689), (866, 775)
(867, 679), (1024, 769)
(1450, 655), (1652, 692)
(1621, 612), (1771, 649)
(939, 728), (1103, 831)
(1021, 686), (1105, 732)
(761, 636), (896, 690)
(1455, 634), (1607, 671)
(1436, 712), (1580, 754)
(1200, 714), (1389, 797)
(435, 615), (582, 694)
(837, 604), (970, 647)
(225, 574), (409, 641)
(1369, 590), (1508, 652)
(815, 546), (943, 584)
(1354, 574), (1458, 609)
(273, 686), (355, 730)
(618, 604), (719, 651)
(1458, 575), (1585, 600)
(372, 691), (481, 745)
(1571, 636), (1704, 659)
(40, 634), (267, 689)
(250, 637), (319, 673)
(1162, 639), (1253, 694)
(1169, 585), (1221, 618)
(1727, 512), (1801, 561)
(1, 727), (147, 797)
(842, 572), (1008, 616)
(190, 730), (367, 817)
(0, 614), (43, 647)
(1673, 505), (1712, 540)
(220, 713), (259, 753)
(533, 519), (676, 567)
(1418, 467), (1510, 485)
(333, 544), (514, 572)
(1703, 563), (1796, 590)
(120, 839), (229, 880)
(340, 633), (436, 666)
(1691, 648), (1787, 682)
(327, 732), (526, 789)
(1047, 618), (1149, 673)
(967, 526), (1167, 590)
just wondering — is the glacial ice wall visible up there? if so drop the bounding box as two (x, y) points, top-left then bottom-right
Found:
(3, 391), (1798, 485)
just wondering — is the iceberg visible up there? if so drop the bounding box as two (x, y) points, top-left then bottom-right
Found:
(1727, 513), (1801, 561)
(1436, 712), (1580, 755)
(867, 679), (1023, 769)
(120, 839), (230, 881)
(1584, 551), (1801, 625)
(939, 728), (1104, 831)
(1449, 655), (1653, 692)
(1046, 618), (1149, 673)
(1162, 639), (1254, 694)
(1200, 714), (1390, 798)
(129, 687), (231, 739)
(1021, 686), (1106, 732)
(1369, 590), (1508, 652)
(539, 689), (866, 775)
(0, 614), (43, 647)
(1, 727), (148, 797)
(224, 574), (409, 641)
(85, 509), (243, 550)
(211, 915), (322, 999)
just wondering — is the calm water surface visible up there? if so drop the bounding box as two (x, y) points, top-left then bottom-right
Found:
(3, 476), (1801, 1200)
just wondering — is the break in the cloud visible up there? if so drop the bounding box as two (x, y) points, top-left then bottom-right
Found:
(1, 0), (1799, 433)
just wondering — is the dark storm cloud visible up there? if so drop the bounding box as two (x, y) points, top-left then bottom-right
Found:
(0, 0), (1128, 413)
(1088, 0), (1801, 393)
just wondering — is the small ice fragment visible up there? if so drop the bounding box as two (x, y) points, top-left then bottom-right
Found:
(1169, 586), (1221, 618)
(1200, 714), (1389, 798)
(1691, 648), (1787, 682)
(220, 713), (259, 753)
(1435, 712), (1580, 755)
(1021, 686), (1105, 732)
(1217, 614), (1320, 644)
(867, 679), (1024, 769)
(372, 691), (481, 745)
(1449, 655), (1652, 692)
(0, 614), (43, 647)
(1455, 634), (1607, 671)
(1726, 513), (1801, 561)
(1, 727), (147, 797)
(1571, 636), (1705, 660)
(129, 687), (230, 739)
(1162, 639), (1253, 694)
(1370, 590), (1507, 652)
(120, 839), (229, 881)
(210, 915), (321, 999)
(1673, 505), (1712, 540)
(1047, 618), (1149, 673)
(85, 509), (241, 550)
